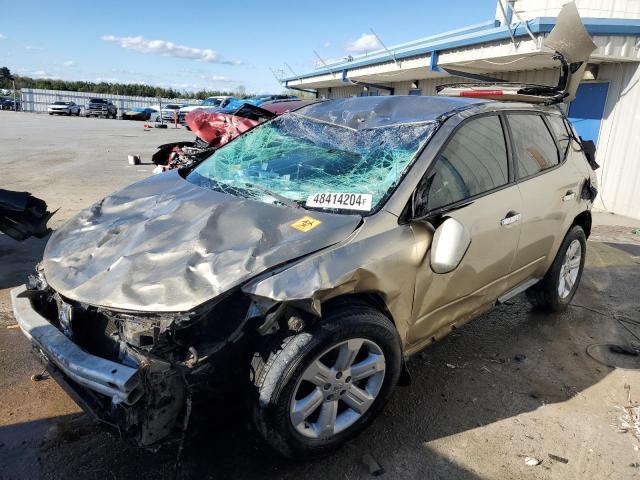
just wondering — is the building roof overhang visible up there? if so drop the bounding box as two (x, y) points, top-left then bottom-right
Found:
(284, 17), (640, 90)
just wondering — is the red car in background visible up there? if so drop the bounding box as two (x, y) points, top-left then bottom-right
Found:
(152, 99), (320, 172)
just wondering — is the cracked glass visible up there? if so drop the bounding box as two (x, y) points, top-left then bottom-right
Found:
(187, 113), (436, 214)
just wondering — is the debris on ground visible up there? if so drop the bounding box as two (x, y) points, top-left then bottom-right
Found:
(514, 354), (527, 363)
(6, 324), (19, 329)
(524, 457), (542, 466)
(362, 453), (384, 476)
(615, 384), (640, 446)
(548, 453), (569, 464)
(0, 188), (55, 241)
(609, 344), (639, 357)
(127, 154), (141, 165)
(632, 228), (640, 236)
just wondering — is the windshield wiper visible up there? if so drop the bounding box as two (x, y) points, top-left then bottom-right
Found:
(243, 182), (301, 210)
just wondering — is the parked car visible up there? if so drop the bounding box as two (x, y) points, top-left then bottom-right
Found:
(47, 101), (81, 116)
(85, 98), (117, 118)
(178, 96), (232, 124)
(158, 103), (185, 122)
(217, 95), (299, 113)
(10, 5), (598, 459)
(0, 97), (20, 110)
(122, 107), (158, 121)
(153, 100), (321, 171)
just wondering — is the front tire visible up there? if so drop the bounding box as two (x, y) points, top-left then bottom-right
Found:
(526, 225), (586, 312)
(250, 300), (402, 458)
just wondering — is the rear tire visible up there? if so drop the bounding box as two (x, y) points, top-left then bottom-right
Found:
(526, 225), (586, 312)
(250, 300), (402, 458)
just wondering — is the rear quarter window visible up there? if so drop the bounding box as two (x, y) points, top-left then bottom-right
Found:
(547, 114), (572, 161)
(508, 114), (559, 180)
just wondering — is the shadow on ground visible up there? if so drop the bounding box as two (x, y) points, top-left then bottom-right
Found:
(0, 233), (48, 290)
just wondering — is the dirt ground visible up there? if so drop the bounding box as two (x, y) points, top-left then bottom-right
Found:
(1, 111), (639, 480)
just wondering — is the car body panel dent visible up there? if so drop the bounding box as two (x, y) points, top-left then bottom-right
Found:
(42, 170), (361, 312)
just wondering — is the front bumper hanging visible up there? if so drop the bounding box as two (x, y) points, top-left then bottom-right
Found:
(11, 285), (142, 405)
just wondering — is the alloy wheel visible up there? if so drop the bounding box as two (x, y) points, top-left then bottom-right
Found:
(558, 239), (582, 298)
(290, 338), (386, 439)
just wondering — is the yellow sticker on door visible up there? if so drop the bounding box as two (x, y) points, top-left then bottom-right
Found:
(290, 216), (322, 232)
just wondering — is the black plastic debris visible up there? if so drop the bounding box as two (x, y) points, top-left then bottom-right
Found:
(362, 453), (384, 476)
(0, 189), (55, 241)
(548, 453), (569, 464)
(609, 345), (639, 357)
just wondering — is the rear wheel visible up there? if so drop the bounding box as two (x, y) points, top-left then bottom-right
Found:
(526, 225), (586, 312)
(250, 301), (402, 458)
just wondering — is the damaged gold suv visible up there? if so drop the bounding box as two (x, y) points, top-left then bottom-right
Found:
(12, 4), (600, 458)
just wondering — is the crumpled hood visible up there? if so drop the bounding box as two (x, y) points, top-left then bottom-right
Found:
(42, 171), (360, 312)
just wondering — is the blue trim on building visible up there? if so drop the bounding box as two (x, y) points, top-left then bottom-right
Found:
(429, 51), (439, 72)
(284, 17), (640, 83)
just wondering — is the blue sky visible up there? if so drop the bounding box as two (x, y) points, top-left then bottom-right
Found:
(0, 0), (497, 94)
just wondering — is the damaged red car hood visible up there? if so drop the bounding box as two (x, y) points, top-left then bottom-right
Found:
(186, 110), (259, 146)
(42, 171), (361, 312)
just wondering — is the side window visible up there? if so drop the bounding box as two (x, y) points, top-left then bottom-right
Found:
(508, 114), (559, 179)
(547, 114), (572, 161)
(414, 115), (509, 216)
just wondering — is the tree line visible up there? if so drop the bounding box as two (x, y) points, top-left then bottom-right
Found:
(0, 67), (246, 99)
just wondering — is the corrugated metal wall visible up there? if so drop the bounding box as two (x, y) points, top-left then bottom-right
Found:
(496, 0), (640, 22)
(20, 89), (194, 114)
(593, 62), (640, 218)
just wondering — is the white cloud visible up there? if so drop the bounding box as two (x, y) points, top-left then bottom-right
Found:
(25, 45), (44, 51)
(345, 33), (382, 53)
(200, 74), (235, 83)
(0, 33), (6, 40)
(63, 60), (75, 67)
(101, 35), (241, 65)
(323, 41), (331, 48)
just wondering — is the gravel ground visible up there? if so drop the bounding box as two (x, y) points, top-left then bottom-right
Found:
(1, 111), (639, 480)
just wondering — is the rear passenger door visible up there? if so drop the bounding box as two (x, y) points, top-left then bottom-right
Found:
(506, 112), (580, 284)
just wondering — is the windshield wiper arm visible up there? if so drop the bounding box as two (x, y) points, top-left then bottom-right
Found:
(243, 182), (301, 209)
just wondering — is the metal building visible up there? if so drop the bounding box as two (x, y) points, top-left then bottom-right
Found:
(282, 0), (640, 220)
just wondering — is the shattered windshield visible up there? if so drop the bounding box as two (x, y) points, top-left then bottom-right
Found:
(187, 113), (436, 214)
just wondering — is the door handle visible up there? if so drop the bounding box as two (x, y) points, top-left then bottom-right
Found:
(562, 191), (576, 202)
(500, 212), (521, 226)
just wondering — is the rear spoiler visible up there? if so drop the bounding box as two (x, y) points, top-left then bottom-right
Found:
(437, 2), (597, 104)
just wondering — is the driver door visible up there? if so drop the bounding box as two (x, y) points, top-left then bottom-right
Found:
(407, 114), (522, 348)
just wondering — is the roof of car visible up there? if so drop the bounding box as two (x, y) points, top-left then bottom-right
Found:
(298, 95), (488, 130)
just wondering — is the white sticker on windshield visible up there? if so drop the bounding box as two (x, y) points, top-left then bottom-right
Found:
(305, 193), (373, 211)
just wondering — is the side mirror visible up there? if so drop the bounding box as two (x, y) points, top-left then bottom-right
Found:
(430, 217), (471, 274)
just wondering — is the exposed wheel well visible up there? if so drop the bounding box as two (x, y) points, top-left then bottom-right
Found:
(320, 292), (412, 386)
(571, 211), (592, 238)
(321, 292), (395, 326)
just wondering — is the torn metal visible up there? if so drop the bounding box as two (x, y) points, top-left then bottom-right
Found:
(437, 2), (597, 104)
(0, 189), (55, 241)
